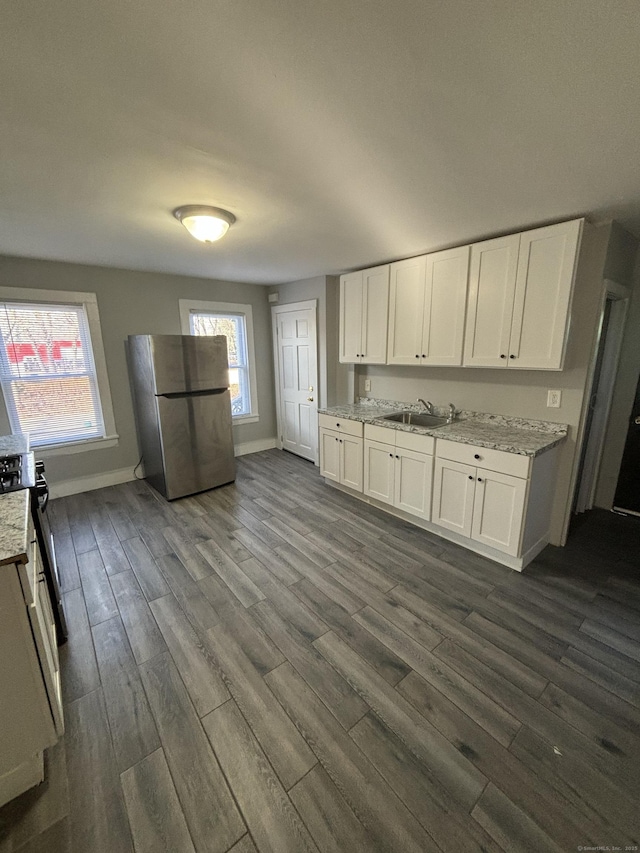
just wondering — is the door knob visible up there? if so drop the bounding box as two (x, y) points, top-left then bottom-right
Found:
(307, 396), (314, 401)
(635, 416), (640, 425)
(309, 386), (314, 392)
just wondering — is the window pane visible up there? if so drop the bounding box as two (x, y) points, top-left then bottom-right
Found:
(0, 304), (89, 378)
(7, 376), (102, 445)
(190, 314), (243, 367)
(0, 301), (105, 445)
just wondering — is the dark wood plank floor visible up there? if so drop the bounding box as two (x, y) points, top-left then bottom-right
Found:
(1, 448), (639, 852)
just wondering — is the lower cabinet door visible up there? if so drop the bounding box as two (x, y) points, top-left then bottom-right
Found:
(364, 440), (395, 504)
(432, 458), (475, 537)
(395, 449), (433, 520)
(340, 436), (363, 492)
(319, 429), (340, 482)
(471, 469), (527, 555)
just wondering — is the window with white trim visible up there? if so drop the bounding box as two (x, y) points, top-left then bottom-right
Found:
(0, 288), (117, 451)
(179, 300), (259, 423)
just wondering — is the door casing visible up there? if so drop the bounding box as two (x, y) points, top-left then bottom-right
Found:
(272, 300), (319, 463)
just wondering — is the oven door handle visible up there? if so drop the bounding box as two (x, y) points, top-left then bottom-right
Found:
(36, 478), (49, 512)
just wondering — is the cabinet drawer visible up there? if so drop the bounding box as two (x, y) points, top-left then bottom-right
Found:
(364, 423), (394, 444)
(318, 414), (363, 437)
(395, 430), (435, 455)
(435, 439), (530, 478)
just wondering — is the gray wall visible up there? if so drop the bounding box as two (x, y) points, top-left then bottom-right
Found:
(0, 254), (277, 488)
(356, 223), (610, 544)
(268, 275), (350, 410)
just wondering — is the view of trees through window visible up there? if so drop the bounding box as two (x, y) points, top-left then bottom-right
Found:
(0, 303), (103, 444)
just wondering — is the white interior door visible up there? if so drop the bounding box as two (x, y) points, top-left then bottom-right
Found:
(273, 302), (318, 462)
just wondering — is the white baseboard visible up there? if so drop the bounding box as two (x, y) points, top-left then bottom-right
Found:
(234, 438), (277, 457)
(50, 439), (278, 498)
(49, 467), (136, 499)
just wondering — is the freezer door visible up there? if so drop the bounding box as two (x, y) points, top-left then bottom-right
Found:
(157, 390), (236, 499)
(149, 334), (230, 395)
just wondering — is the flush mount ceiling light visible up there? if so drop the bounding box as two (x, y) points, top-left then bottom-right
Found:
(173, 205), (236, 243)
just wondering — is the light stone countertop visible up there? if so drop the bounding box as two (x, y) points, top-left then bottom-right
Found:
(318, 398), (568, 457)
(0, 434), (29, 455)
(0, 490), (30, 566)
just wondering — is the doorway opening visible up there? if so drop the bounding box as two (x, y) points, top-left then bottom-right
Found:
(573, 281), (629, 517)
(613, 367), (640, 516)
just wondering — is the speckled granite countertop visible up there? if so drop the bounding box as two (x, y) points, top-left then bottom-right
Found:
(0, 433), (29, 455)
(318, 398), (568, 457)
(0, 490), (30, 566)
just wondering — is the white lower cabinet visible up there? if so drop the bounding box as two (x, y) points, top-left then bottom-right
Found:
(319, 416), (560, 570)
(319, 415), (364, 492)
(364, 426), (434, 521)
(0, 505), (64, 807)
(432, 458), (526, 555)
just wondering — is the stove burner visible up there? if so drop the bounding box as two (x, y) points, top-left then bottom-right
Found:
(0, 454), (24, 492)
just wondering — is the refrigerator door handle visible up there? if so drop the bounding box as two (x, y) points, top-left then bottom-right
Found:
(158, 388), (228, 399)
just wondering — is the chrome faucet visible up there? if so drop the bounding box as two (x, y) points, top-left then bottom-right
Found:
(417, 398), (434, 414)
(447, 403), (458, 423)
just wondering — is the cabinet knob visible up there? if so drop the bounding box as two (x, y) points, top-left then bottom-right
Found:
(415, 354), (420, 358)
(422, 354), (426, 358)
(477, 477), (483, 482)
(336, 422), (340, 427)
(509, 354), (516, 359)
(474, 454), (480, 459)
(335, 437), (338, 441)
(395, 455), (399, 459)
(339, 439), (343, 443)
(500, 354), (506, 359)
(389, 453), (393, 457)
(468, 475), (473, 480)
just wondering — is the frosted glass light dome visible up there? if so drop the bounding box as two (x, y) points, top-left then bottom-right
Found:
(173, 206), (236, 243)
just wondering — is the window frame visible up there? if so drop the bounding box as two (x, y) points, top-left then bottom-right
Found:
(179, 299), (259, 424)
(0, 286), (118, 456)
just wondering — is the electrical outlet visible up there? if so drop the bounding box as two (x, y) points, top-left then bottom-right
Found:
(364, 379), (371, 392)
(547, 389), (561, 408)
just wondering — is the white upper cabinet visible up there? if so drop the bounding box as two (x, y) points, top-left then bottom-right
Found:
(463, 234), (520, 367)
(388, 246), (470, 366)
(509, 219), (583, 369)
(387, 256), (426, 365)
(339, 265), (389, 364)
(422, 245), (470, 365)
(463, 219), (583, 370)
(339, 271), (363, 363)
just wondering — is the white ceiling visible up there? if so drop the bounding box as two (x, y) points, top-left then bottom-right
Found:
(2, 0), (640, 284)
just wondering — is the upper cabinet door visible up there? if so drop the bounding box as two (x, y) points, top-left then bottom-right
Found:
(463, 234), (520, 367)
(339, 271), (363, 363)
(508, 219), (583, 370)
(387, 256), (426, 365)
(422, 245), (470, 366)
(361, 265), (390, 364)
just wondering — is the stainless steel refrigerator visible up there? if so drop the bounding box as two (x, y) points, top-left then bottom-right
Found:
(128, 334), (236, 500)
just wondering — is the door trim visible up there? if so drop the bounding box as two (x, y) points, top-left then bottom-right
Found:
(565, 279), (630, 536)
(271, 300), (319, 463)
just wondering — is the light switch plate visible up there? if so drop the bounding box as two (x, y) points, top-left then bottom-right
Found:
(364, 379), (371, 392)
(547, 389), (561, 408)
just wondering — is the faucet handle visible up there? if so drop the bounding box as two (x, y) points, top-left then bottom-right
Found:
(448, 403), (458, 422)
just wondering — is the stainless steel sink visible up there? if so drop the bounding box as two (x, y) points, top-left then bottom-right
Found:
(382, 411), (449, 428)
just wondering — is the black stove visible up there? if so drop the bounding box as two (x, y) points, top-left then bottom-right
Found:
(0, 453), (35, 493)
(0, 450), (66, 643)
